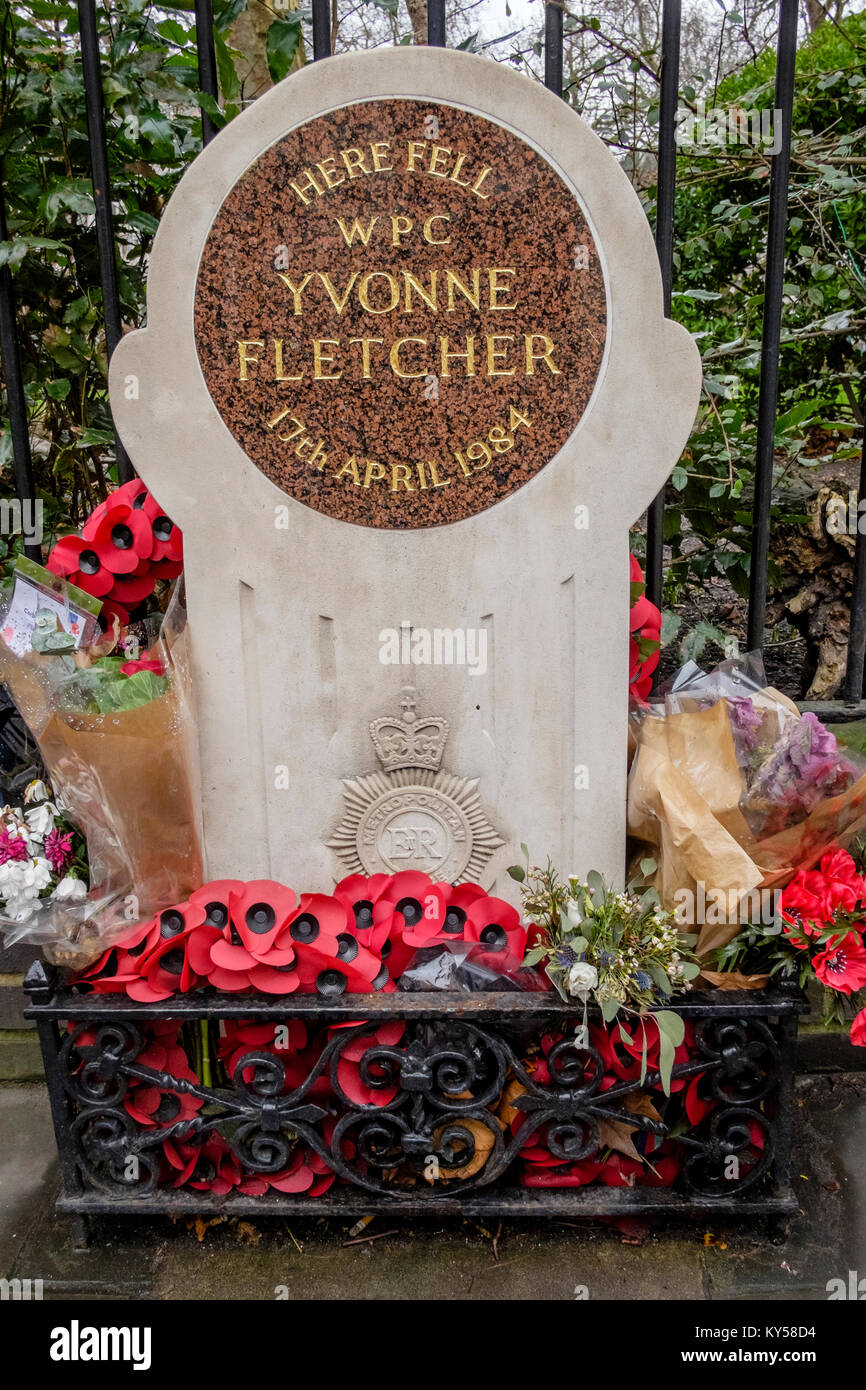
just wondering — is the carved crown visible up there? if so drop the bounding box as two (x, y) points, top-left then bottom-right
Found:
(370, 686), (449, 773)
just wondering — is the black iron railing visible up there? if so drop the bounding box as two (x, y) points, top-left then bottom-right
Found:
(1, 1), (864, 698)
(23, 961), (807, 1235)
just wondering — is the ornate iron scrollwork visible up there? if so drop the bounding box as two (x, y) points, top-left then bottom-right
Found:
(44, 990), (800, 1211)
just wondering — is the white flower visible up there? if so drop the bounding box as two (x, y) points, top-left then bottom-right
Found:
(567, 961), (598, 998)
(566, 898), (583, 927)
(0, 856), (53, 906)
(52, 876), (87, 902)
(24, 779), (50, 805)
(24, 802), (57, 840)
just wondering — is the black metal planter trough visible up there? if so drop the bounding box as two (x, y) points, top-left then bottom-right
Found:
(24, 963), (807, 1241)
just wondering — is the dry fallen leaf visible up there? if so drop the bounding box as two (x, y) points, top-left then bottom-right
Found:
(699, 969), (771, 991)
(597, 1116), (641, 1162)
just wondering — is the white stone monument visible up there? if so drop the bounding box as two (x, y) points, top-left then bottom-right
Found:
(109, 48), (701, 896)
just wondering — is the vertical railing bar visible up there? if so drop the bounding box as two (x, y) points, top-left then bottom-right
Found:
(0, 176), (42, 562)
(194, 0), (219, 147)
(312, 0), (331, 59)
(77, 0), (132, 484)
(544, 1), (563, 95)
(645, 0), (682, 615)
(843, 402), (866, 702)
(746, 0), (798, 653)
(427, 0), (446, 47)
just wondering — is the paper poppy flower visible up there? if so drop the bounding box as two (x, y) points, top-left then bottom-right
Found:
(333, 873), (393, 951)
(463, 894), (526, 971)
(120, 655), (165, 678)
(371, 871), (448, 976)
(82, 501), (154, 574)
(521, 1157), (602, 1187)
(47, 536), (115, 597)
(813, 934), (866, 994)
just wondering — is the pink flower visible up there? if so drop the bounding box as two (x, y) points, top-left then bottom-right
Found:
(44, 828), (74, 876)
(0, 828), (29, 866)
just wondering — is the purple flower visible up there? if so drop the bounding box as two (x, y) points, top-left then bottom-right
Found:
(749, 712), (856, 821)
(0, 828), (28, 866)
(728, 697), (764, 758)
(44, 828), (73, 877)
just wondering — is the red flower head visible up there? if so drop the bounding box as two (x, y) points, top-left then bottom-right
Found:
(82, 498), (154, 575)
(371, 871), (448, 976)
(47, 536), (115, 598)
(778, 874), (827, 948)
(813, 934), (866, 995)
(125, 901), (207, 1001)
(850, 1007), (866, 1048)
(121, 655), (165, 678)
(333, 873), (393, 951)
(462, 894), (526, 972)
(629, 554), (662, 704)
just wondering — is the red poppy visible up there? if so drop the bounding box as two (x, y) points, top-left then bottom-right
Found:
(463, 893), (526, 971)
(333, 873), (393, 951)
(121, 655), (165, 678)
(778, 875), (827, 947)
(47, 536), (115, 598)
(850, 1007), (866, 1048)
(82, 501), (154, 574)
(813, 934), (866, 994)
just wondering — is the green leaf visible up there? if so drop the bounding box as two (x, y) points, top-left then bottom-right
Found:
(507, 865), (525, 882)
(266, 17), (305, 84)
(653, 1010), (685, 1095)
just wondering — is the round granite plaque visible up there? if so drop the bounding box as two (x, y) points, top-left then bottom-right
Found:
(194, 97), (607, 528)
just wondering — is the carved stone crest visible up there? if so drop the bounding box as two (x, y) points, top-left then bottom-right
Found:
(328, 687), (504, 882)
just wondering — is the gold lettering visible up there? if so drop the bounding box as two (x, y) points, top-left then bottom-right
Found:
(363, 459), (386, 488)
(334, 455), (361, 485)
(391, 464), (415, 492)
(370, 140), (393, 172)
(391, 215), (413, 247)
(389, 337), (428, 379)
(472, 166), (493, 199)
(449, 152), (472, 189)
(348, 337), (384, 378)
(237, 340), (264, 380)
(406, 140), (427, 172)
(525, 333), (561, 375)
(423, 215), (451, 245)
(488, 268), (517, 310)
(402, 271), (438, 313)
(316, 156), (345, 190)
(486, 334), (516, 376)
(335, 216), (378, 246)
(290, 168), (325, 205)
(439, 335), (476, 377)
(273, 340), (304, 381)
(307, 440), (328, 471)
(358, 272), (400, 314)
(313, 339), (342, 380)
(340, 147), (371, 179)
(317, 271), (360, 315)
(428, 144), (451, 177)
(444, 269), (481, 312)
(276, 272), (313, 315)
(427, 460), (451, 489)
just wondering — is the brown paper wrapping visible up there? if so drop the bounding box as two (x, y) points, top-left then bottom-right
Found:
(627, 698), (866, 959)
(0, 631), (202, 922)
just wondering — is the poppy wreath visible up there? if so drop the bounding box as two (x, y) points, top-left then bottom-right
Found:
(75, 871), (530, 1001)
(504, 1025), (711, 1189)
(47, 478), (183, 630)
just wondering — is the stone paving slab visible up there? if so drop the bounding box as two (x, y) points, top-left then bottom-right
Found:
(1, 1074), (864, 1301)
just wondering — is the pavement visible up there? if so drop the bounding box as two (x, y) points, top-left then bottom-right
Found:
(1, 1073), (865, 1300)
